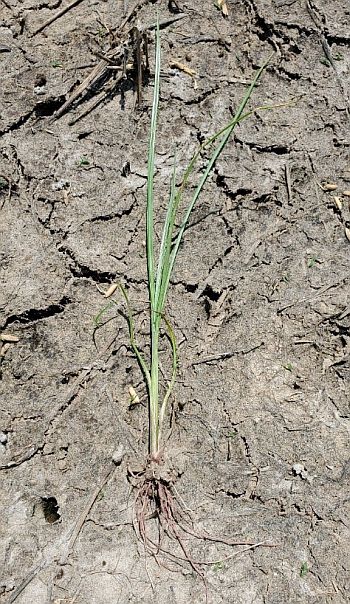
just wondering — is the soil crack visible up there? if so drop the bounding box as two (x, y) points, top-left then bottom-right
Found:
(2, 297), (71, 328)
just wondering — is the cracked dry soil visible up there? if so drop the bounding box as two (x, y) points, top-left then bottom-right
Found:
(1, 0), (350, 602)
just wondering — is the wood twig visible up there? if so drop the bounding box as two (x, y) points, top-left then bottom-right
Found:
(50, 14), (186, 121)
(7, 463), (118, 603)
(68, 72), (125, 125)
(192, 342), (264, 366)
(32, 0), (86, 36)
(285, 162), (292, 204)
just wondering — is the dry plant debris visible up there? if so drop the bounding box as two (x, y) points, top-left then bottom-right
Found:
(216, 0), (229, 17)
(169, 59), (198, 87)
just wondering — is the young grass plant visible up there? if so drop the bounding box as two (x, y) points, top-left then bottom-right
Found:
(126, 23), (271, 462)
(116, 22), (276, 581)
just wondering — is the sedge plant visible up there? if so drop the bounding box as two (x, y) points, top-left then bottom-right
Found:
(122, 25), (271, 463)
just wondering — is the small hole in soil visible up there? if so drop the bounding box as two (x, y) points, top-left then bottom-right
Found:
(34, 96), (65, 117)
(201, 284), (221, 302)
(183, 282), (197, 293)
(121, 161), (131, 177)
(200, 284), (221, 317)
(34, 74), (47, 87)
(77, 130), (93, 140)
(41, 496), (60, 523)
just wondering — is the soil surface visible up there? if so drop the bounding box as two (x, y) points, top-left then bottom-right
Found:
(1, 1), (350, 602)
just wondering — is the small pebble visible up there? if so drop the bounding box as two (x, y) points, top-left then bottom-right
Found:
(292, 462), (308, 480)
(33, 86), (46, 95)
(0, 431), (8, 445)
(112, 444), (125, 466)
(51, 179), (70, 191)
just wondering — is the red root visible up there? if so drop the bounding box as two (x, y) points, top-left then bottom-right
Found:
(128, 458), (276, 603)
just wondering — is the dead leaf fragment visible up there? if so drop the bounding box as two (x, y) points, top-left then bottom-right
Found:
(170, 59), (198, 89)
(0, 343), (11, 356)
(129, 386), (140, 405)
(63, 189), (69, 205)
(342, 190), (350, 197)
(169, 59), (197, 78)
(217, 0), (229, 16)
(0, 333), (19, 342)
(104, 283), (118, 298)
(321, 182), (337, 191)
(333, 196), (342, 211)
(345, 227), (350, 242)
